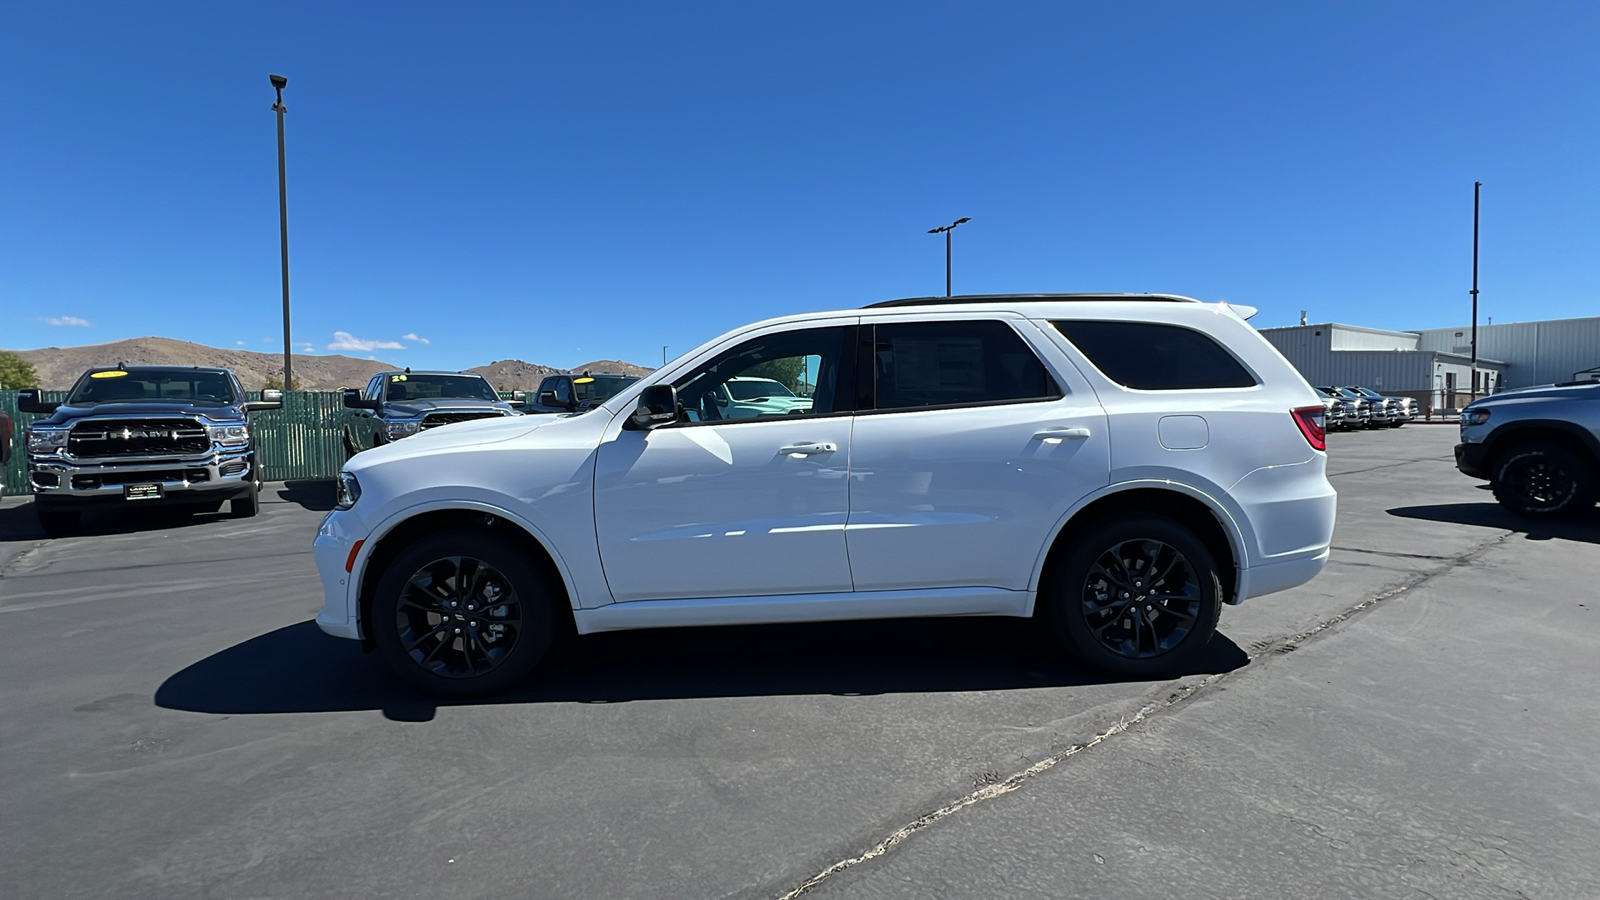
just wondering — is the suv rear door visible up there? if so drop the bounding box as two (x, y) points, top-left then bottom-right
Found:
(844, 313), (1109, 592)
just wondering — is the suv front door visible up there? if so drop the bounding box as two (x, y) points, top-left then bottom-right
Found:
(593, 322), (859, 603)
(845, 314), (1109, 592)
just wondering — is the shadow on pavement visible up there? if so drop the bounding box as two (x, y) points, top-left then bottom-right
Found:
(274, 479), (336, 511)
(156, 617), (1250, 722)
(1388, 502), (1600, 545)
(0, 496), (227, 542)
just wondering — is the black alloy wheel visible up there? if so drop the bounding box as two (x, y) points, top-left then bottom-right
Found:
(1491, 443), (1596, 518)
(1046, 512), (1222, 676)
(372, 527), (556, 695)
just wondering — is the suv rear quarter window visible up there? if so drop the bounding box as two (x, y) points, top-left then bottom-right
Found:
(1051, 320), (1258, 390)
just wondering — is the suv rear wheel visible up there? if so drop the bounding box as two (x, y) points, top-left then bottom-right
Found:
(372, 527), (558, 696)
(1044, 513), (1223, 676)
(1491, 443), (1596, 518)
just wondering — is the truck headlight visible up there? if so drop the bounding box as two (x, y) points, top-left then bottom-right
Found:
(27, 428), (69, 452)
(1462, 409), (1490, 426)
(208, 424), (251, 446)
(336, 472), (362, 510)
(384, 421), (421, 439)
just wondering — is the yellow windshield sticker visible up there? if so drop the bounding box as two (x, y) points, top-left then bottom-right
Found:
(90, 370), (129, 378)
(573, 377), (595, 384)
(391, 374), (407, 382)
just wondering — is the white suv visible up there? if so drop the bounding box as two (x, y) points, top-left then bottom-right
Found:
(313, 294), (1336, 695)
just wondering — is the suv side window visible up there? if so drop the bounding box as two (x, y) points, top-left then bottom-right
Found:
(673, 325), (856, 424)
(1052, 320), (1258, 390)
(868, 320), (1060, 411)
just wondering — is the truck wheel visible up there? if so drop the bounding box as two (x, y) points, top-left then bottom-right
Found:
(371, 527), (558, 696)
(1491, 443), (1596, 518)
(229, 484), (260, 518)
(1043, 513), (1223, 677)
(36, 504), (80, 536)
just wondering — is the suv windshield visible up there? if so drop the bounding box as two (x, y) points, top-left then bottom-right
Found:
(727, 378), (794, 400)
(68, 370), (237, 406)
(573, 375), (638, 404)
(385, 374), (500, 402)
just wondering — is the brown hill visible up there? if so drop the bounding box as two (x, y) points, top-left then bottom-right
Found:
(466, 359), (655, 391)
(7, 339), (658, 392)
(9, 338), (399, 391)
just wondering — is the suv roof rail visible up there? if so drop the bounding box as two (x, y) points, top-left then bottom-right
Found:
(862, 292), (1205, 309)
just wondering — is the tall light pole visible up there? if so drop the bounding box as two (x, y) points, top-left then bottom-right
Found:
(926, 217), (971, 297)
(271, 74), (293, 391)
(1470, 181), (1481, 402)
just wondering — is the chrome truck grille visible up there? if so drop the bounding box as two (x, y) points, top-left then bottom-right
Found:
(68, 418), (210, 457)
(421, 412), (502, 430)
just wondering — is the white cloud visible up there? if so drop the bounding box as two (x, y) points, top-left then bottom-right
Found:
(328, 331), (405, 352)
(402, 333), (431, 344)
(237, 341), (246, 346)
(43, 315), (92, 327)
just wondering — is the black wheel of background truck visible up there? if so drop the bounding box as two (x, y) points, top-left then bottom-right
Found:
(1043, 512), (1223, 677)
(35, 502), (80, 537)
(371, 527), (558, 696)
(1491, 442), (1596, 518)
(228, 458), (262, 518)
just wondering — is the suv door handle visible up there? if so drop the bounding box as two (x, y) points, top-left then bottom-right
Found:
(778, 442), (838, 456)
(1033, 427), (1091, 441)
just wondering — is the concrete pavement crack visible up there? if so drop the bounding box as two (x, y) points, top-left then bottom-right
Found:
(774, 528), (1515, 899)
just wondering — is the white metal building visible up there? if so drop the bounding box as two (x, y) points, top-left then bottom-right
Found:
(1259, 315), (1600, 410)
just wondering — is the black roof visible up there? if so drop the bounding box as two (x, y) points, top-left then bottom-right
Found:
(862, 293), (1201, 309)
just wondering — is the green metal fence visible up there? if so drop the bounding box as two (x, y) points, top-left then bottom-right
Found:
(1, 390), (349, 494)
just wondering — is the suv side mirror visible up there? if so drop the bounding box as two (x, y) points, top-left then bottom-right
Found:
(246, 388), (284, 411)
(17, 389), (60, 414)
(342, 388), (378, 410)
(625, 384), (679, 430)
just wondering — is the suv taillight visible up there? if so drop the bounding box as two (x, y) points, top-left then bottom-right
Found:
(1292, 406), (1327, 451)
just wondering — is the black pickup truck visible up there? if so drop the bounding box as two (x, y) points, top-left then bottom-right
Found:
(340, 370), (524, 456)
(18, 366), (281, 534)
(524, 372), (641, 414)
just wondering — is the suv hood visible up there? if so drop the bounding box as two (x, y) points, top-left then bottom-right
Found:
(346, 412), (552, 470)
(32, 401), (246, 426)
(1469, 383), (1600, 406)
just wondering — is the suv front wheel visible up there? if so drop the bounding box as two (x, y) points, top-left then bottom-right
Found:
(1490, 443), (1596, 518)
(1045, 513), (1223, 676)
(372, 527), (558, 696)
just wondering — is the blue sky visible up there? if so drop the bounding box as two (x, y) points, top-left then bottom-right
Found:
(3, 2), (1596, 371)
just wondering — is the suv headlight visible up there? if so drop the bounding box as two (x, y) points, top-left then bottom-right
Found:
(27, 427), (69, 453)
(1462, 409), (1491, 426)
(208, 424), (251, 447)
(336, 472), (362, 510)
(384, 420), (421, 439)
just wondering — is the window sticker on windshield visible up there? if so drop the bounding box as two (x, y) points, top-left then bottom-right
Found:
(391, 374), (408, 382)
(90, 370), (129, 379)
(573, 377), (595, 384)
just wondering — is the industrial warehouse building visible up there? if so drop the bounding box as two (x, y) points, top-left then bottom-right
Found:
(1259, 315), (1600, 412)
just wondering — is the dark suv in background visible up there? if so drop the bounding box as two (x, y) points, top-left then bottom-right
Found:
(341, 370), (524, 456)
(524, 372), (640, 414)
(19, 366), (281, 533)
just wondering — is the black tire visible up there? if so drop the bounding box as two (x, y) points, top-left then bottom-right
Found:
(1490, 443), (1596, 518)
(1043, 512), (1223, 677)
(229, 484), (260, 518)
(371, 527), (558, 696)
(36, 503), (80, 537)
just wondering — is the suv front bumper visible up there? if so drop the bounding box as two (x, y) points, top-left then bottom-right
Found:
(1454, 442), (1490, 479)
(28, 446), (256, 502)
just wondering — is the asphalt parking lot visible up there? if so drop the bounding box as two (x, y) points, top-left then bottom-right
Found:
(2, 425), (1597, 899)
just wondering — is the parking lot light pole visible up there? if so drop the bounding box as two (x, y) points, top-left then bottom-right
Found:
(1470, 181), (1481, 403)
(272, 74), (293, 392)
(926, 217), (971, 297)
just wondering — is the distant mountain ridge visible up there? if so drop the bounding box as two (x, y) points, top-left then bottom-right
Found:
(6, 337), (652, 391)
